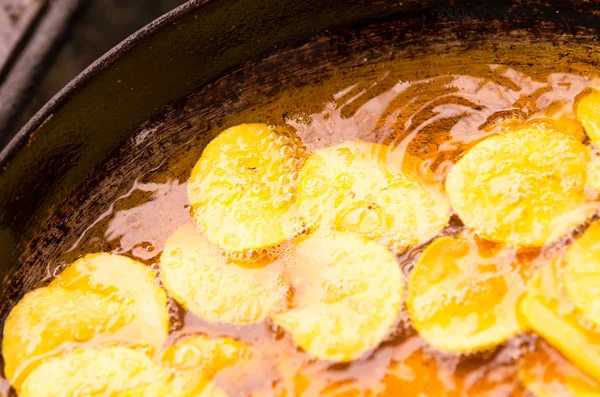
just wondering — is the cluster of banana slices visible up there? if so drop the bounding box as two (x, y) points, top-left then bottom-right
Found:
(2, 253), (249, 396)
(4, 91), (600, 396)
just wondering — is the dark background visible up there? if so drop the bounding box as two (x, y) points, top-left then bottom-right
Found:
(0, 0), (187, 146)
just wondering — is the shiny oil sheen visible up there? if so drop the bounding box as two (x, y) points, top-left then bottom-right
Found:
(2, 24), (600, 397)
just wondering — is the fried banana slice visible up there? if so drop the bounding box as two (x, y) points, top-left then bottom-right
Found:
(585, 155), (600, 200)
(527, 116), (586, 142)
(407, 234), (527, 353)
(188, 123), (305, 252)
(160, 224), (289, 325)
(271, 230), (403, 362)
(446, 127), (591, 247)
(19, 346), (171, 397)
(519, 340), (600, 397)
(52, 253), (169, 348)
(295, 141), (450, 253)
(163, 335), (250, 396)
(520, 256), (600, 381)
(577, 90), (600, 145)
(2, 286), (134, 390)
(564, 222), (600, 328)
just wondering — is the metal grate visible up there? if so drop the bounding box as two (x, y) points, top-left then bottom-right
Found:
(0, 0), (48, 80)
(0, 0), (86, 147)
(0, 0), (188, 148)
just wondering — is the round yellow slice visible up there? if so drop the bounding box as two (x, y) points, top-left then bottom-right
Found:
(295, 141), (450, 253)
(577, 90), (600, 145)
(52, 253), (169, 347)
(586, 155), (600, 200)
(446, 127), (591, 247)
(163, 335), (249, 396)
(407, 234), (527, 353)
(160, 223), (289, 325)
(564, 222), (600, 328)
(527, 116), (586, 142)
(271, 230), (403, 362)
(1, 286), (134, 389)
(519, 341), (600, 397)
(519, 256), (600, 381)
(188, 123), (305, 252)
(19, 346), (170, 397)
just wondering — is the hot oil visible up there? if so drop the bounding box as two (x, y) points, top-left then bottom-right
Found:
(3, 34), (600, 396)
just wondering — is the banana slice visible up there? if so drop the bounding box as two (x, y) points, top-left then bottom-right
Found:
(519, 256), (600, 381)
(446, 127), (591, 247)
(3, 254), (169, 389)
(577, 90), (600, 145)
(163, 335), (249, 396)
(564, 222), (600, 328)
(271, 230), (403, 362)
(527, 117), (586, 142)
(295, 141), (450, 253)
(407, 234), (527, 354)
(519, 340), (600, 397)
(188, 123), (305, 252)
(19, 346), (171, 397)
(586, 155), (600, 200)
(52, 253), (169, 347)
(160, 224), (289, 325)
(2, 286), (134, 389)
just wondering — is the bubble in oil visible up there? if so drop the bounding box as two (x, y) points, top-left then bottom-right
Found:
(167, 298), (184, 332)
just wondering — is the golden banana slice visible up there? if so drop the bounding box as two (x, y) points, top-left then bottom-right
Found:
(19, 346), (170, 397)
(1, 286), (134, 390)
(527, 116), (586, 142)
(564, 222), (600, 328)
(295, 141), (450, 253)
(52, 253), (169, 347)
(188, 123), (305, 252)
(163, 335), (250, 396)
(520, 256), (600, 381)
(160, 224), (289, 325)
(406, 234), (527, 354)
(577, 90), (600, 145)
(271, 230), (403, 362)
(519, 340), (600, 397)
(446, 127), (591, 247)
(586, 155), (600, 200)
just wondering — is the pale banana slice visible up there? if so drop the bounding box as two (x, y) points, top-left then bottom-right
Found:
(19, 346), (170, 397)
(577, 90), (600, 145)
(295, 140), (450, 253)
(2, 286), (134, 390)
(188, 123), (305, 252)
(519, 340), (600, 397)
(407, 234), (527, 353)
(446, 127), (591, 247)
(271, 230), (403, 362)
(163, 335), (249, 396)
(52, 253), (169, 347)
(564, 222), (600, 328)
(160, 224), (289, 325)
(519, 256), (600, 381)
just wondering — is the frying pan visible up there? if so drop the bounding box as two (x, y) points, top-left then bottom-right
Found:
(0, 0), (599, 387)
